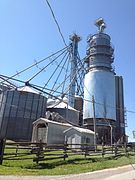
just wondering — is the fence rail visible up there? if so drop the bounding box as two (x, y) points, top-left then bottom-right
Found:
(0, 140), (135, 165)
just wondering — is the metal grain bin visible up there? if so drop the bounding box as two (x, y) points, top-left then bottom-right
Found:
(47, 99), (79, 125)
(0, 86), (47, 141)
(83, 19), (116, 144)
(47, 107), (79, 125)
(83, 70), (116, 120)
(115, 76), (125, 142)
(84, 22), (116, 122)
(74, 96), (83, 112)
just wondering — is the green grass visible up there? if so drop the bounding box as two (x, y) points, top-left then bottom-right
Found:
(1, 152), (135, 175)
(1, 145), (135, 175)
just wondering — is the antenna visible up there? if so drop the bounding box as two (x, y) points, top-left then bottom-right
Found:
(95, 18), (106, 33)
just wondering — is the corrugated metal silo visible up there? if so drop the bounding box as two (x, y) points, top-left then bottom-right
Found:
(47, 98), (79, 125)
(74, 96), (83, 126)
(115, 76), (125, 142)
(0, 86), (47, 141)
(83, 18), (116, 144)
(47, 107), (79, 125)
(83, 70), (116, 120)
(74, 95), (83, 112)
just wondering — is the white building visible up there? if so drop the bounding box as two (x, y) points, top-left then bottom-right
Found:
(31, 118), (94, 147)
(64, 126), (94, 148)
(31, 118), (72, 145)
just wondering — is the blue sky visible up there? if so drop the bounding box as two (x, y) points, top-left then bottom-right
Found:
(0, 0), (135, 141)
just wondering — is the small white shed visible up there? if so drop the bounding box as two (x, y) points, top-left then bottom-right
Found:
(31, 118), (72, 145)
(64, 127), (95, 148)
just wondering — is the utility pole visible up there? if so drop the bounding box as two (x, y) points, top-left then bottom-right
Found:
(68, 34), (81, 108)
(92, 95), (97, 150)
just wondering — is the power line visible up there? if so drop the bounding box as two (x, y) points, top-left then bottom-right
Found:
(63, 61), (85, 96)
(49, 52), (70, 94)
(42, 51), (69, 91)
(1, 76), (135, 116)
(31, 83), (65, 95)
(0, 46), (68, 84)
(62, 52), (70, 94)
(44, 0), (67, 47)
(27, 48), (68, 82)
(0, 54), (134, 116)
(50, 73), (70, 96)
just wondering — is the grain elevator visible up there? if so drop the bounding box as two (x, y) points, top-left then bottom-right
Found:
(0, 18), (126, 145)
(83, 18), (117, 144)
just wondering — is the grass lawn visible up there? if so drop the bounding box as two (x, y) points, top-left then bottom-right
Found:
(1, 152), (135, 175)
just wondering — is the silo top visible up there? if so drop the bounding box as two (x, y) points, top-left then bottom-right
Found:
(87, 33), (111, 47)
(86, 32), (114, 71)
(47, 98), (79, 112)
(17, 86), (39, 94)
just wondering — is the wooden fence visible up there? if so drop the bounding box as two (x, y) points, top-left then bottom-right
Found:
(0, 140), (135, 165)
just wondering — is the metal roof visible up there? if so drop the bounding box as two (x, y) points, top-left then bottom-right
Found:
(47, 98), (79, 111)
(33, 117), (72, 127)
(17, 86), (39, 94)
(33, 118), (94, 135)
(64, 126), (95, 134)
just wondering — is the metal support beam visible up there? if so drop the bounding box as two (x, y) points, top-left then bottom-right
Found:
(68, 34), (81, 108)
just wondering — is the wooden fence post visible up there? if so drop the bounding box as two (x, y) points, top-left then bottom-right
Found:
(114, 144), (118, 156)
(63, 141), (68, 161)
(15, 144), (19, 157)
(102, 143), (104, 157)
(112, 145), (114, 154)
(35, 140), (44, 164)
(0, 139), (6, 165)
(124, 143), (128, 156)
(84, 145), (88, 158)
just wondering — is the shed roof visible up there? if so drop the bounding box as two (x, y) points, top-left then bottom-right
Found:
(64, 126), (95, 134)
(33, 118), (72, 127)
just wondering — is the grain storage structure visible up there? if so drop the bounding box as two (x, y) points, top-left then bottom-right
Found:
(47, 98), (80, 125)
(115, 76), (125, 142)
(83, 18), (116, 144)
(0, 86), (47, 141)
